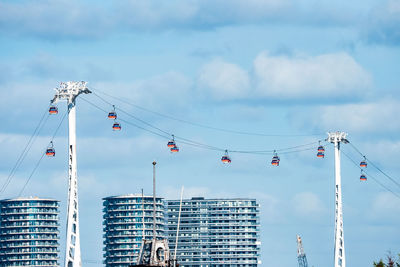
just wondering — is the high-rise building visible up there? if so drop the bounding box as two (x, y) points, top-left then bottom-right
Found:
(0, 197), (60, 267)
(166, 197), (260, 267)
(102, 194), (165, 267)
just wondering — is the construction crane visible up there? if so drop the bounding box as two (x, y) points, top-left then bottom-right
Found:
(297, 235), (309, 267)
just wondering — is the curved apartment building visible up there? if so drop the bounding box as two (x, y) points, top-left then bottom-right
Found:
(0, 197), (60, 267)
(103, 194), (165, 267)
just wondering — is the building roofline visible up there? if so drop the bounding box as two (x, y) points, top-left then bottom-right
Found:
(103, 194), (164, 200)
(0, 196), (59, 202)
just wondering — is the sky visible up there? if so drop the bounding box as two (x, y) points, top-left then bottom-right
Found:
(0, 0), (400, 266)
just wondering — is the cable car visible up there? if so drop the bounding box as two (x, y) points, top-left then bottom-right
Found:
(317, 145), (325, 152)
(271, 152), (280, 166)
(108, 111), (117, 119)
(360, 157), (367, 168)
(112, 122), (121, 131)
(46, 142), (55, 157)
(108, 105), (117, 119)
(170, 145), (179, 153)
(49, 106), (58, 115)
(221, 150), (231, 164)
(317, 151), (325, 158)
(167, 135), (176, 148)
(360, 174), (367, 181)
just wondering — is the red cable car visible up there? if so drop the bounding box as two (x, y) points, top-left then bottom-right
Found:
(317, 151), (325, 158)
(170, 145), (179, 153)
(112, 122), (121, 131)
(49, 106), (58, 115)
(108, 105), (117, 119)
(360, 174), (367, 181)
(46, 142), (55, 157)
(221, 150), (231, 164)
(271, 151), (280, 166)
(108, 111), (117, 119)
(360, 157), (367, 168)
(167, 135), (176, 148)
(317, 145), (325, 152)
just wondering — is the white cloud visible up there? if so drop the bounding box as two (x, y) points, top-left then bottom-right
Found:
(364, 0), (400, 45)
(293, 98), (400, 134)
(198, 52), (371, 101)
(369, 192), (400, 222)
(198, 59), (250, 100)
(292, 192), (325, 217)
(253, 52), (372, 100)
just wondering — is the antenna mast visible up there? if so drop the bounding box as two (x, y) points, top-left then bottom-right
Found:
(328, 131), (348, 267)
(51, 81), (91, 267)
(152, 161), (157, 240)
(296, 235), (309, 267)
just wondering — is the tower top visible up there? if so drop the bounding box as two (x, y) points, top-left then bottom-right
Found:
(327, 131), (348, 144)
(51, 81), (91, 104)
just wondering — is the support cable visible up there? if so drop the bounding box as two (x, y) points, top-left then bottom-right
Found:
(18, 111), (68, 196)
(0, 107), (50, 196)
(90, 88), (324, 137)
(341, 149), (400, 199)
(83, 96), (324, 155)
(348, 142), (400, 189)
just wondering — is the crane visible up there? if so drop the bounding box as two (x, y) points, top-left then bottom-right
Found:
(297, 235), (309, 267)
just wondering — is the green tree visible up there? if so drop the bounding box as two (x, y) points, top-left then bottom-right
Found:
(374, 253), (400, 267)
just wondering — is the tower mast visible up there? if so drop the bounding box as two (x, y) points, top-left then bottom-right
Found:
(51, 81), (91, 267)
(296, 235), (309, 267)
(328, 131), (348, 267)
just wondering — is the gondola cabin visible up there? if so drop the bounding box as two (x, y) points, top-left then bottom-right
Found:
(360, 160), (367, 168)
(170, 146), (179, 153)
(167, 140), (176, 148)
(108, 111), (117, 119)
(221, 155), (231, 164)
(271, 155), (280, 166)
(46, 148), (55, 157)
(317, 152), (325, 158)
(49, 106), (58, 115)
(112, 123), (121, 131)
(360, 174), (367, 181)
(317, 145), (325, 152)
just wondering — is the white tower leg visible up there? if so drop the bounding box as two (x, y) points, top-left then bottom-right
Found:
(328, 132), (347, 267)
(65, 101), (81, 267)
(51, 82), (91, 267)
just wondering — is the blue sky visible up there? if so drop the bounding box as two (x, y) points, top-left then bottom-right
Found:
(1, 0), (400, 266)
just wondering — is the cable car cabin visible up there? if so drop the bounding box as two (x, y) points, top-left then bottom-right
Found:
(360, 160), (367, 168)
(167, 140), (176, 148)
(170, 146), (179, 153)
(317, 152), (325, 158)
(317, 145), (325, 152)
(46, 148), (55, 157)
(360, 174), (367, 181)
(108, 111), (117, 119)
(271, 159), (279, 166)
(49, 106), (58, 115)
(221, 155), (231, 164)
(112, 123), (121, 131)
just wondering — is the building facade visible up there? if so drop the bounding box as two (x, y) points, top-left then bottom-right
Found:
(166, 197), (260, 267)
(102, 194), (165, 267)
(0, 197), (60, 267)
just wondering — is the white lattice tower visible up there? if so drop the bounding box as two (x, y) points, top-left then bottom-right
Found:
(51, 81), (91, 267)
(327, 131), (348, 267)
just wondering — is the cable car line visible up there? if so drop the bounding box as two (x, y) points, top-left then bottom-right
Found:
(18, 111), (68, 196)
(81, 97), (328, 155)
(0, 107), (50, 196)
(341, 150), (400, 199)
(348, 142), (400, 189)
(90, 87), (324, 138)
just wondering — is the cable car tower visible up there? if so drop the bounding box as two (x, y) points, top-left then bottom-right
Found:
(296, 235), (308, 267)
(328, 131), (348, 267)
(51, 81), (91, 267)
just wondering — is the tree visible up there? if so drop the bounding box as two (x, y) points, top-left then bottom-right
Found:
(374, 252), (400, 267)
